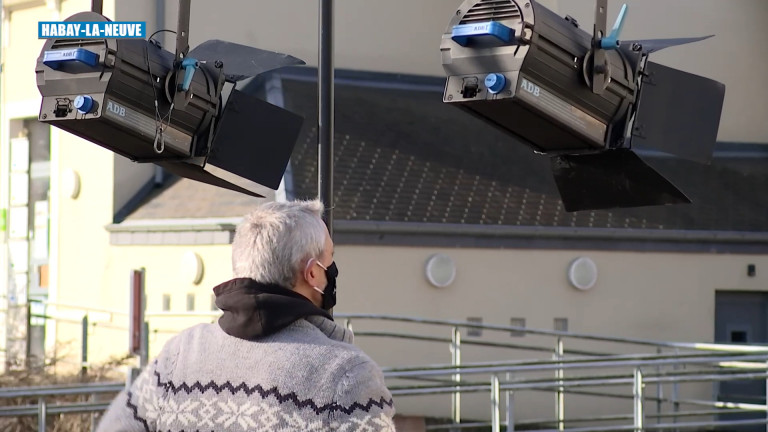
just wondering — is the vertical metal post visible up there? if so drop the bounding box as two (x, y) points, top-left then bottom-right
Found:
(656, 347), (662, 424)
(451, 326), (461, 425)
(140, 321), (149, 368)
(491, 374), (501, 432)
(38, 398), (46, 431)
(672, 348), (680, 432)
(634, 368), (644, 432)
(555, 337), (564, 431)
(505, 372), (514, 432)
(81, 314), (88, 376)
(318, 0), (334, 235)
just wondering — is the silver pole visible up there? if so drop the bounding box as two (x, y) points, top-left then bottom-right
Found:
(506, 372), (515, 432)
(451, 327), (461, 425)
(656, 347), (662, 424)
(318, 0), (334, 235)
(634, 368), (645, 432)
(140, 321), (149, 368)
(38, 398), (46, 431)
(81, 315), (88, 376)
(555, 337), (565, 431)
(673, 348), (680, 432)
(491, 374), (501, 432)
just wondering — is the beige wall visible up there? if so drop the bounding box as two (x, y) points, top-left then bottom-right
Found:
(332, 245), (768, 419)
(53, 241), (235, 369)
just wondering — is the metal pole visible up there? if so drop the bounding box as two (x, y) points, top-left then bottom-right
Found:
(656, 347), (662, 425)
(451, 326), (461, 425)
(38, 398), (46, 431)
(634, 367), (644, 432)
(506, 372), (515, 432)
(318, 0), (334, 235)
(140, 321), (149, 368)
(672, 348), (680, 432)
(555, 337), (565, 431)
(491, 374), (501, 432)
(81, 315), (88, 376)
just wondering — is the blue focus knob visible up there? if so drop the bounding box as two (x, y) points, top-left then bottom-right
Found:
(74, 95), (94, 114)
(485, 73), (506, 94)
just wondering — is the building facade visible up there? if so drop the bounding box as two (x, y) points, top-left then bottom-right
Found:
(1, 0), (767, 424)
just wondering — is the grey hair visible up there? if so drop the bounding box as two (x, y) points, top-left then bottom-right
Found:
(232, 199), (327, 288)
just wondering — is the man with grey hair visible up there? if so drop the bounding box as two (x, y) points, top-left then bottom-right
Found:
(98, 199), (396, 431)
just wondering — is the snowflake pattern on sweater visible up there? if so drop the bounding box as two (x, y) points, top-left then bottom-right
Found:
(98, 317), (395, 432)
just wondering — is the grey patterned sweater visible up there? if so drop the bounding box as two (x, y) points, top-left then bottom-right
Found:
(96, 280), (395, 431)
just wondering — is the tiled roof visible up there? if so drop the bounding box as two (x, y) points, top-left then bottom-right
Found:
(283, 78), (768, 232)
(123, 176), (265, 221)
(121, 70), (768, 234)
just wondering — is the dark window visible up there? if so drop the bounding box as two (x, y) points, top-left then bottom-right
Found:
(731, 330), (748, 343)
(510, 318), (526, 337)
(554, 318), (569, 332)
(466, 317), (483, 337)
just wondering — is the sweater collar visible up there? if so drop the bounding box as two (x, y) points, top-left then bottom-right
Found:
(213, 278), (333, 340)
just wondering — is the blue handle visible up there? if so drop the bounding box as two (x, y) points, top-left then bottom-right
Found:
(180, 57), (199, 92)
(600, 4), (627, 50)
(452, 21), (514, 47)
(43, 48), (99, 70)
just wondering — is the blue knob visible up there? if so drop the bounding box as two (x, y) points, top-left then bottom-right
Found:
(74, 95), (94, 114)
(485, 73), (506, 94)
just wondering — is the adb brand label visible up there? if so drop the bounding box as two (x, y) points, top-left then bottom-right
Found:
(520, 78), (541, 97)
(39, 21), (146, 39)
(106, 100), (126, 117)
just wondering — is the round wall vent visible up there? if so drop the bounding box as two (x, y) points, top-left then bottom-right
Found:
(180, 251), (204, 285)
(425, 253), (457, 288)
(567, 257), (597, 291)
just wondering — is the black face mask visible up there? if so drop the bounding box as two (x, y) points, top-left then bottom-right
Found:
(314, 261), (338, 310)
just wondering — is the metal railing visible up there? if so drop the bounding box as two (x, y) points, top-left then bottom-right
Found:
(336, 314), (768, 432)
(6, 306), (768, 432)
(0, 381), (123, 431)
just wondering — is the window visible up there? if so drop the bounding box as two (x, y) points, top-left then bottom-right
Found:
(510, 317), (526, 337)
(466, 317), (483, 337)
(162, 294), (171, 311)
(186, 293), (195, 311)
(554, 318), (569, 332)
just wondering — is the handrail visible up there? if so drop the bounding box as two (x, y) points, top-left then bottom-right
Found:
(384, 352), (768, 378)
(336, 313), (768, 352)
(353, 331), (612, 356)
(32, 303), (768, 353)
(0, 382), (123, 398)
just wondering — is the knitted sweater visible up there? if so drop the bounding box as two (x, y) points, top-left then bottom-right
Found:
(97, 280), (395, 431)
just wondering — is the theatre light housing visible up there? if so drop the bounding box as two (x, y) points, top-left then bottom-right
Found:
(36, 1), (304, 197)
(441, 0), (726, 211)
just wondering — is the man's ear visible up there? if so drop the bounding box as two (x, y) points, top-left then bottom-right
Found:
(303, 258), (319, 287)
